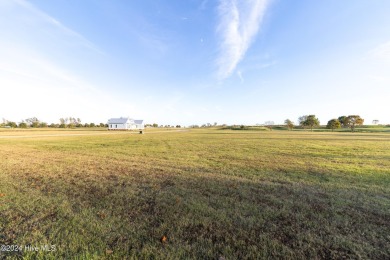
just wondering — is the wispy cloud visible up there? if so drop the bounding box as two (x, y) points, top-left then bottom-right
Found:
(0, 44), (134, 123)
(368, 41), (390, 62)
(364, 41), (390, 86)
(199, 0), (209, 10)
(237, 70), (244, 83)
(12, 0), (104, 54)
(216, 0), (269, 80)
(0, 1), (130, 123)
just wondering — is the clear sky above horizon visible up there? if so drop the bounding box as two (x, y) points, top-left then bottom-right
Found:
(1, 0), (389, 125)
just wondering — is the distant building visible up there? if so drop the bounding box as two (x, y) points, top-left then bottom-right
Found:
(107, 117), (144, 130)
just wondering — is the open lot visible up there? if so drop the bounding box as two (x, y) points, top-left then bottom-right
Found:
(0, 128), (389, 259)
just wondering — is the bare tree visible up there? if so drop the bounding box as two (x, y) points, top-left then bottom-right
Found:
(264, 121), (274, 131)
(284, 119), (294, 130)
(25, 117), (39, 127)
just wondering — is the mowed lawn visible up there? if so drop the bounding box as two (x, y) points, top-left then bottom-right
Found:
(0, 129), (389, 259)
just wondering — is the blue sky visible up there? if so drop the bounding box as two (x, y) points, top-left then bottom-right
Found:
(1, 0), (389, 125)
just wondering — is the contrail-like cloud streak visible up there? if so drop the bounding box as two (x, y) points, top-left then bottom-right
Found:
(216, 0), (269, 80)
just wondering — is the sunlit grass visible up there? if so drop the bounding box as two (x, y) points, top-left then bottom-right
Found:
(0, 129), (389, 258)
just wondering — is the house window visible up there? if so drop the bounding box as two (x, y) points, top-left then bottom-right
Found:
(115, 124), (117, 128)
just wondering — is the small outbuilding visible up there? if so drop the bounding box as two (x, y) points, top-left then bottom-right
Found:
(107, 117), (144, 130)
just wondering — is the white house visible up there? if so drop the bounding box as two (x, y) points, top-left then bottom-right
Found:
(107, 117), (144, 130)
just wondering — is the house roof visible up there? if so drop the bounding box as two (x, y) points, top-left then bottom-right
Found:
(107, 117), (132, 124)
(134, 120), (144, 124)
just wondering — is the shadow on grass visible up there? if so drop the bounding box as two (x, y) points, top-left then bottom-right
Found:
(1, 166), (389, 259)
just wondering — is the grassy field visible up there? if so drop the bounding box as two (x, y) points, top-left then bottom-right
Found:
(0, 128), (389, 259)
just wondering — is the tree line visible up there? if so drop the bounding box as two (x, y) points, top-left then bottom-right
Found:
(1, 117), (108, 129)
(144, 123), (182, 128)
(284, 115), (364, 132)
(0, 115), (371, 131)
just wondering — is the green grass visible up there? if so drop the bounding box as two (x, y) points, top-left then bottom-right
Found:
(0, 129), (389, 259)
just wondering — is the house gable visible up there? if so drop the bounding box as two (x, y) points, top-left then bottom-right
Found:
(107, 117), (143, 130)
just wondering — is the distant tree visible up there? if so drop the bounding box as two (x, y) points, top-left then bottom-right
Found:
(49, 123), (58, 128)
(298, 116), (307, 127)
(214, 122), (218, 126)
(264, 121), (274, 131)
(90, 123), (96, 127)
(67, 117), (78, 128)
(299, 115), (320, 131)
(346, 115), (364, 132)
(152, 123), (158, 128)
(59, 123), (66, 128)
(6, 122), (17, 128)
(59, 118), (66, 124)
(25, 117), (39, 127)
(99, 123), (105, 127)
(326, 119), (341, 132)
(39, 122), (47, 128)
(284, 119), (294, 130)
(74, 120), (82, 127)
(338, 116), (349, 128)
(19, 122), (28, 128)
(176, 125), (181, 128)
